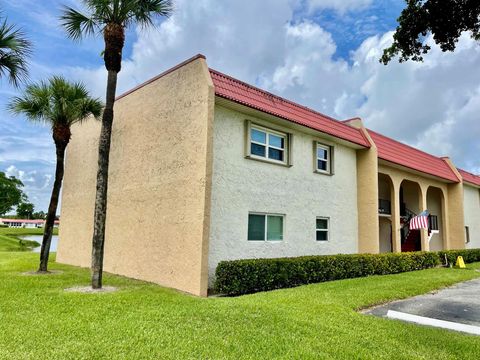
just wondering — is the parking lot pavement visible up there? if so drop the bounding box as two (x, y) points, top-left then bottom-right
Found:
(364, 278), (480, 327)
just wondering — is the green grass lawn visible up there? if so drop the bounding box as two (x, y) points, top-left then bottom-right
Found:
(0, 252), (479, 359)
(0, 227), (58, 251)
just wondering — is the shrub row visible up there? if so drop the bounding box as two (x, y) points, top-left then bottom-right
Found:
(214, 249), (480, 296)
(438, 249), (480, 265)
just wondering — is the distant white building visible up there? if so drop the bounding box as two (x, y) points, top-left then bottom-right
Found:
(0, 219), (59, 229)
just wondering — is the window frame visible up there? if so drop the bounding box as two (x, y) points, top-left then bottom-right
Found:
(315, 142), (332, 175)
(316, 216), (330, 241)
(246, 121), (291, 166)
(248, 212), (285, 242)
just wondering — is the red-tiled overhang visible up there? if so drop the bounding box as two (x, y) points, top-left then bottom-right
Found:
(369, 130), (459, 182)
(458, 168), (480, 186)
(209, 69), (370, 148)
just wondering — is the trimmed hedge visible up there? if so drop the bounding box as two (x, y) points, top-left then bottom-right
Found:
(438, 249), (480, 265)
(214, 251), (440, 296)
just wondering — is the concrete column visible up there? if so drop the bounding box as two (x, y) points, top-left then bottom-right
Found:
(447, 182), (466, 249)
(391, 179), (402, 253)
(347, 120), (380, 254)
(419, 185), (429, 251)
(441, 157), (465, 250)
(442, 189), (450, 250)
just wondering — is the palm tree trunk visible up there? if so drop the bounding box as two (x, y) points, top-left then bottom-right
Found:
(38, 145), (66, 272)
(91, 70), (118, 289)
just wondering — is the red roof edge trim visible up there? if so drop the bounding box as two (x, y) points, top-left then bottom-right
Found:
(369, 129), (452, 164)
(215, 91), (370, 147)
(210, 68), (370, 148)
(116, 54), (206, 101)
(458, 168), (480, 186)
(209, 68), (344, 124)
(369, 129), (459, 182)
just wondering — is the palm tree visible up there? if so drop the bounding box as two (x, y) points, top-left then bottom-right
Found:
(9, 77), (103, 273)
(0, 17), (31, 86)
(60, 0), (173, 289)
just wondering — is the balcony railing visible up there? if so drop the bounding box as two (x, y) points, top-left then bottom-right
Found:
(378, 199), (391, 215)
(429, 215), (439, 231)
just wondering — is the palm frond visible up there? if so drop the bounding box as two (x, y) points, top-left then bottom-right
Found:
(127, 0), (173, 28)
(8, 76), (104, 128)
(0, 53), (28, 87)
(60, 0), (173, 39)
(60, 6), (99, 40)
(0, 19), (31, 86)
(9, 81), (51, 123)
(0, 20), (31, 55)
(75, 96), (103, 123)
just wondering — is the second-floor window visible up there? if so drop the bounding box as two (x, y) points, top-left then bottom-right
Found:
(250, 126), (286, 163)
(316, 143), (331, 174)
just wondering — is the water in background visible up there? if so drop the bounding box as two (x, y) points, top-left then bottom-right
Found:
(20, 235), (59, 253)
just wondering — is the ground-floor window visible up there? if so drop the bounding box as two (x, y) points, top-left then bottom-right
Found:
(465, 226), (470, 244)
(316, 217), (329, 241)
(248, 213), (284, 241)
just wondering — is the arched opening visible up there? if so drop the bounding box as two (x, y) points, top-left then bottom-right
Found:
(378, 173), (394, 253)
(399, 179), (422, 252)
(427, 186), (445, 251)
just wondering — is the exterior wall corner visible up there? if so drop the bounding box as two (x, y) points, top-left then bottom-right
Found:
(355, 127), (379, 253)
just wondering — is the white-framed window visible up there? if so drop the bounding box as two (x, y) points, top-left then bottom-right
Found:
(316, 143), (331, 174)
(250, 125), (287, 164)
(248, 213), (284, 241)
(316, 217), (329, 241)
(465, 226), (470, 244)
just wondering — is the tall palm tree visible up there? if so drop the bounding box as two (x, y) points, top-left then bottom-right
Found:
(60, 0), (173, 289)
(9, 77), (103, 272)
(0, 17), (31, 86)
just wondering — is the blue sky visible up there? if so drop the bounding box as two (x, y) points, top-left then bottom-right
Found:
(1, 0), (480, 212)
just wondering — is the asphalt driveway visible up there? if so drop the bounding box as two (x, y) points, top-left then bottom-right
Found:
(365, 278), (480, 327)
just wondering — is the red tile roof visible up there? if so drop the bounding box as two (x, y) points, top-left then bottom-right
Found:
(368, 130), (459, 182)
(458, 168), (480, 186)
(209, 69), (370, 148)
(0, 218), (59, 224)
(113, 55), (477, 184)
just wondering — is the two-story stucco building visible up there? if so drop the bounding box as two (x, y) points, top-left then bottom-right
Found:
(57, 55), (480, 296)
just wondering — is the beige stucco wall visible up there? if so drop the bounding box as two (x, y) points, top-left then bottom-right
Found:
(379, 217), (392, 253)
(57, 57), (214, 296)
(347, 120), (379, 253)
(463, 184), (480, 249)
(427, 187), (444, 251)
(447, 182), (466, 249)
(208, 105), (360, 285)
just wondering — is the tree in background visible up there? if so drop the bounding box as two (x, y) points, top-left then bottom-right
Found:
(0, 172), (25, 216)
(381, 0), (480, 64)
(60, 0), (173, 289)
(0, 16), (31, 86)
(32, 211), (46, 220)
(16, 201), (34, 219)
(9, 77), (103, 273)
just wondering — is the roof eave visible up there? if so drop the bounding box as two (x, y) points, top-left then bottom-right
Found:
(214, 94), (370, 149)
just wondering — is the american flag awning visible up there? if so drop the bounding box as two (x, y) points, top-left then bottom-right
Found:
(409, 211), (429, 230)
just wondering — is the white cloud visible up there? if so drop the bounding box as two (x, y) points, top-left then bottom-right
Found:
(3, 164), (55, 212)
(6, 0), (478, 214)
(67, 0), (299, 96)
(65, 0), (480, 175)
